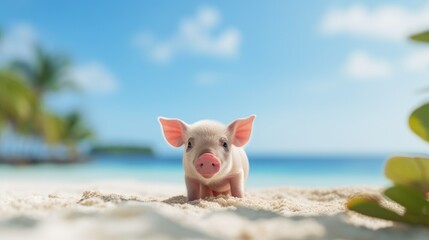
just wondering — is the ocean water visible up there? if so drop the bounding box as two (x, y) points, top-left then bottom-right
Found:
(0, 154), (390, 188)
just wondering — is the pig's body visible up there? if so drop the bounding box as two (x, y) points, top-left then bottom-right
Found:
(159, 116), (255, 201)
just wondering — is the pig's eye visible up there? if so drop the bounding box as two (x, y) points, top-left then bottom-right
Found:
(187, 141), (192, 149)
(220, 138), (229, 150)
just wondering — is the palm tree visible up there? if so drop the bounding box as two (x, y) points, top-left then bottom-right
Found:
(0, 70), (42, 160)
(0, 70), (38, 133)
(8, 45), (91, 158)
(11, 45), (74, 100)
(0, 69), (65, 140)
(58, 111), (93, 159)
(2, 44), (94, 162)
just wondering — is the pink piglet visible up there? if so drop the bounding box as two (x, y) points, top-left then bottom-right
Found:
(158, 115), (256, 201)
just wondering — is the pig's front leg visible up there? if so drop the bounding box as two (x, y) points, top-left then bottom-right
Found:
(200, 184), (213, 199)
(229, 172), (244, 198)
(185, 176), (201, 201)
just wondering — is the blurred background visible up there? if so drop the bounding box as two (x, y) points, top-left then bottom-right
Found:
(1, 0), (429, 188)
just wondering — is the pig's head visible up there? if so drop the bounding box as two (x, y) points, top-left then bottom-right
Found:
(158, 115), (255, 180)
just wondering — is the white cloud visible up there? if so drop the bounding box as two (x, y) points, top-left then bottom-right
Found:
(344, 50), (392, 79)
(69, 62), (118, 94)
(0, 24), (119, 94)
(134, 6), (241, 62)
(321, 4), (429, 41)
(0, 23), (37, 64)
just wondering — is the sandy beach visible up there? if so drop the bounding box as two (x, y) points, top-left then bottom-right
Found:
(0, 180), (426, 240)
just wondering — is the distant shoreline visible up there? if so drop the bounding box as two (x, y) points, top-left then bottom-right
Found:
(0, 156), (90, 165)
(0, 145), (154, 165)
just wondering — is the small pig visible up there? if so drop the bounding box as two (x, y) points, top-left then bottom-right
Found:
(158, 115), (255, 201)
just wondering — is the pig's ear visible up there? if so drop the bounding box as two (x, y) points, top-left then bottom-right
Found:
(158, 117), (188, 147)
(227, 115), (256, 147)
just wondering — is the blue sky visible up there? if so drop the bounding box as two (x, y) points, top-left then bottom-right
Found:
(1, 0), (429, 155)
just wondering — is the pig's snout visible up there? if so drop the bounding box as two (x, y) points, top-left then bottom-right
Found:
(194, 153), (221, 178)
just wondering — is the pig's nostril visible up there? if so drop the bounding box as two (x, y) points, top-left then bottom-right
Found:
(212, 163), (215, 167)
(200, 163), (204, 167)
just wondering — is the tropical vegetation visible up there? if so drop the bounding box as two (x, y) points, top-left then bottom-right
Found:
(0, 32), (93, 163)
(347, 30), (429, 227)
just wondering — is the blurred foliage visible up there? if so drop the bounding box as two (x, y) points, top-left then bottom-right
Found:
(0, 42), (93, 160)
(348, 158), (429, 227)
(37, 111), (64, 144)
(0, 70), (37, 132)
(347, 30), (429, 227)
(347, 184), (429, 226)
(409, 103), (429, 143)
(60, 111), (93, 156)
(385, 156), (429, 193)
(410, 31), (429, 43)
(11, 45), (75, 98)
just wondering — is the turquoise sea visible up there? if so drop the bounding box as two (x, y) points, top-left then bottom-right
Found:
(0, 154), (390, 188)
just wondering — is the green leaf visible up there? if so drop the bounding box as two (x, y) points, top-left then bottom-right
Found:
(348, 196), (429, 226)
(347, 197), (403, 222)
(409, 103), (429, 142)
(385, 156), (429, 192)
(0, 70), (38, 132)
(384, 185), (429, 216)
(410, 31), (429, 43)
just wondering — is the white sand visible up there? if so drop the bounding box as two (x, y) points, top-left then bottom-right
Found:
(0, 180), (428, 240)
